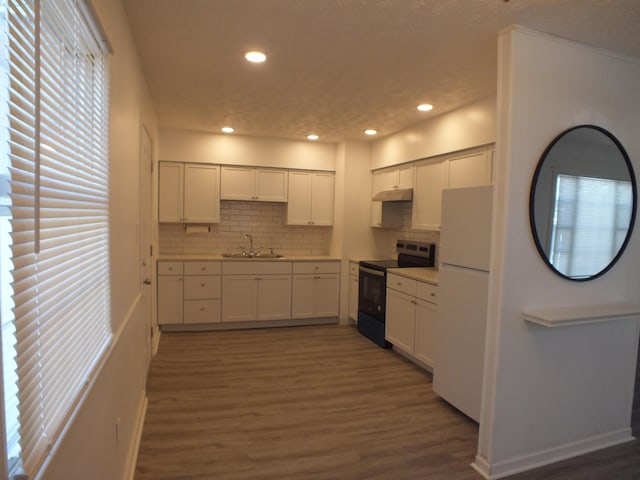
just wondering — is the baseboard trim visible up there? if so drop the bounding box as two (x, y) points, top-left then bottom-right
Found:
(125, 395), (148, 480)
(160, 317), (338, 332)
(471, 427), (634, 479)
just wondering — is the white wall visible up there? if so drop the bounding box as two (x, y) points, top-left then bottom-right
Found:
(370, 96), (496, 170)
(38, 0), (158, 477)
(160, 128), (337, 171)
(476, 26), (640, 479)
(332, 141), (392, 322)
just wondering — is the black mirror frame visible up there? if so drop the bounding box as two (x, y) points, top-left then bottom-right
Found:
(529, 125), (637, 282)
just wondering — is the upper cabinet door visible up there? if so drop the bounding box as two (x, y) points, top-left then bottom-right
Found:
(286, 171), (313, 225)
(221, 166), (288, 202)
(286, 171), (334, 226)
(411, 160), (448, 231)
(220, 166), (256, 200)
(448, 151), (492, 189)
(184, 164), (220, 223)
(310, 171), (334, 226)
(255, 169), (288, 202)
(397, 164), (414, 189)
(158, 162), (184, 223)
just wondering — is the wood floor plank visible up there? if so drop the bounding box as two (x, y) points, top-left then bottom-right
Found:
(135, 324), (640, 480)
(135, 325), (480, 480)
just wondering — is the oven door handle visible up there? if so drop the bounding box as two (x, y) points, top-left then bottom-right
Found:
(359, 266), (385, 277)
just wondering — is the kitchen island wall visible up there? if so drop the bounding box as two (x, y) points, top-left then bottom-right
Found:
(160, 200), (331, 256)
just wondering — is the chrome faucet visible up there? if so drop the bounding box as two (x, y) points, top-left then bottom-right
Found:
(242, 233), (254, 256)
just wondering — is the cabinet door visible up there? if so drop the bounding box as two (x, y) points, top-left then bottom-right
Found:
(256, 169), (288, 202)
(412, 160), (447, 230)
(349, 275), (359, 321)
(310, 172), (334, 225)
(315, 274), (340, 317)
(291, 274), (316, 319)
(385, 288), (416, 355)
(220, 166), (256, 200)
(448, 151), (492, 189)
(158, 162), (184, 223)
(157, 275), (183, 324)
(184, 164), (220, 223)
(415, 299), (437, 369)
(287, 171), (312, 225)
(257, 275), (291, 321)
(398, 164), (414, 189)
(221, 276), (258, 322)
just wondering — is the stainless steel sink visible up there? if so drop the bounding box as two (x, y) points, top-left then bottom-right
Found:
(222, 253), (285, 259)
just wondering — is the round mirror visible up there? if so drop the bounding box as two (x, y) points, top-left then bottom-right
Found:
(529, 125), (637, 281)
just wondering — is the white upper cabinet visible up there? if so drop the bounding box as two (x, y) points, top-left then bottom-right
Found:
(159, 162), (220, 224)
(184, 164), (220, 223)
(370, 164), (413, 228)
(287, 170), (334, 226)
(411, 147), (493, 231)
(447, 150), (492, 189)
(411, 159), (448, 231)
(220, 166), (288, 202)
(158, 162), (184, 223)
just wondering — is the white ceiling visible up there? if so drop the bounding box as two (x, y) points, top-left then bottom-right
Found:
(122, 0), (640, 143)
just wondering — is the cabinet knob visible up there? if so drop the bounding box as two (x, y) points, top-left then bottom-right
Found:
(201, 283), (205, 287)
(200, 307), (205, 312)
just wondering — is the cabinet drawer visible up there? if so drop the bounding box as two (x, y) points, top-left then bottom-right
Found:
(184, 276), (222, 299)
(184, 261), (222, 275)
(387, 273), (417, 296)
(157, 261), (183, 275)
(292, 261), (340, 275)
(184, 300), (221, 324)
(416, 281), (438, 305)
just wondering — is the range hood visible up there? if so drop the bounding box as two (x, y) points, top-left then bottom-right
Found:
(373, 187), (413, 202)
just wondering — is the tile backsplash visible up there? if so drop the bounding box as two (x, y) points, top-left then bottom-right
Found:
(159, 201), (332, 256)
(388, 203), (440, 261)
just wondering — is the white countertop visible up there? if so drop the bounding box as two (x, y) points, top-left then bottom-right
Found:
(387, 267), (439, 286)
(158, 254), (341, 262)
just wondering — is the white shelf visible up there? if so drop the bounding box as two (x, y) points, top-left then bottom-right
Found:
(523, 302), (640, 328)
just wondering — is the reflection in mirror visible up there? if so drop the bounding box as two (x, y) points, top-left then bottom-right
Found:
(530, 125), (637, 281)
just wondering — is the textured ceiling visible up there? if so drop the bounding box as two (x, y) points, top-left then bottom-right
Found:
(122, 0), (640, 143)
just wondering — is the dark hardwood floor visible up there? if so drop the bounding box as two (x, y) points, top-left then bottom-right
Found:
(134, 325), (640, 480)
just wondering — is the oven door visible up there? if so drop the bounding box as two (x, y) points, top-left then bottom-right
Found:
(358, 265), (386, 322)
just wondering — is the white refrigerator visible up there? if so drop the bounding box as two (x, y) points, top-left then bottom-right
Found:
(432, 185), (493, 422)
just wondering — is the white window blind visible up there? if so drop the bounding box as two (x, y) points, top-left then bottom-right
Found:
(550, 173), (633, 279)
(6, 0), (111, 476)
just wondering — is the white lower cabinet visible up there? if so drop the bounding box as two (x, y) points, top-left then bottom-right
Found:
(291, 261), (340, 319)
(385, 272), (438, 370)
(159, 259), (341, 327)
(221, 261), (292, 323)
(158, 272), (184, 325)
(158, 261), (222, 325)
(221, 275), (292, 322)
(386, 288), (417, 354)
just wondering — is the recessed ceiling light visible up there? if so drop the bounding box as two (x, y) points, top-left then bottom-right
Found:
(417, 103), (433, 112)
(245, 51), (266, 63)
(221, 126), (234, 133)
(364, 129), (378, 136)
(307, 134), (319, 141)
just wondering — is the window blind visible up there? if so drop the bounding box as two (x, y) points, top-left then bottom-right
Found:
(550, 174), (633, 278)
(6, 0), (111, 476)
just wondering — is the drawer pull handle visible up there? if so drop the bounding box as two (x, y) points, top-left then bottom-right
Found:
(201, 283), (205, 287)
